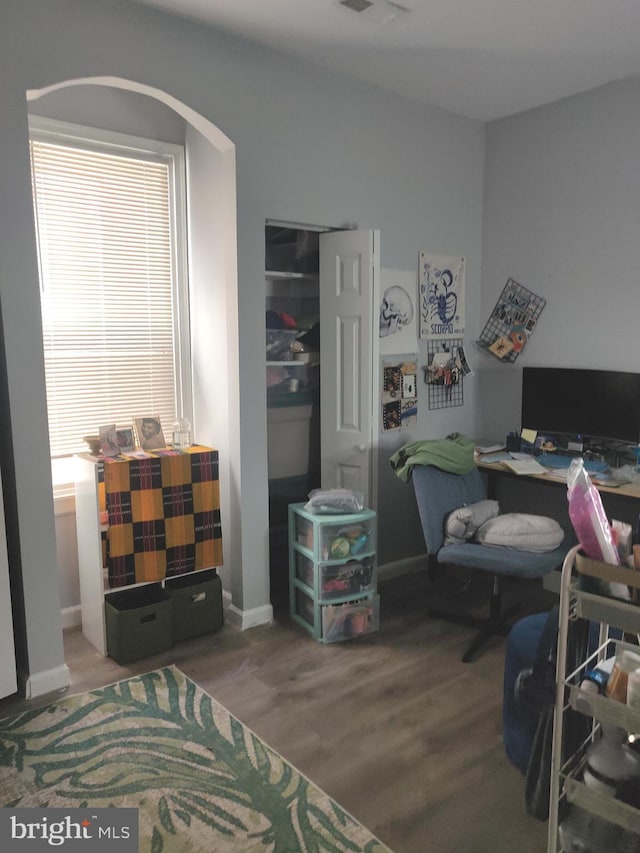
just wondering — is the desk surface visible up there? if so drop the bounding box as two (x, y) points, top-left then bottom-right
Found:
(476, 458), (640, 501)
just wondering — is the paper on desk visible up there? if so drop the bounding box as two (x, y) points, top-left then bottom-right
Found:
(475, 441), (506, 454)
(591, 474), (631, 488)
(479, 451), (512, 463)
(520, 428), (537, 446)
(501, 457), (547, 475)
(545, 469), (630, 487)
(545, 469), (568, 481)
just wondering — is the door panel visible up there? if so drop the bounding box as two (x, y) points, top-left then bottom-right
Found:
(320, 229), (378, 506)
(339, 315), (361, 431)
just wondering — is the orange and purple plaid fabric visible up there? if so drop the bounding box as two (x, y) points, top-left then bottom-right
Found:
(103, 446), (223, 587)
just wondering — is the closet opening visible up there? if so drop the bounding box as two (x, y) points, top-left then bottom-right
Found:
(265, 221), (327, 609)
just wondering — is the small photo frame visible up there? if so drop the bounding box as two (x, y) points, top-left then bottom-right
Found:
(383, 400), (401, 431)
(115, 426), (135, 453)
(99, 424), (120, 457)
(133, 416), (166, 451)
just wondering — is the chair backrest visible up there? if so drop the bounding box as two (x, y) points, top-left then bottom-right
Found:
(412, 464), (487, 555)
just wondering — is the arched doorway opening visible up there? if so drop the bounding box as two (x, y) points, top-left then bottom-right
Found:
(26, 77), (244, 658)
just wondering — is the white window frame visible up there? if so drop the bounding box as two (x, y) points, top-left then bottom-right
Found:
(29, 116), (192, 498)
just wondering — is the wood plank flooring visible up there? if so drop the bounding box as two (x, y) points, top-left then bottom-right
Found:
(0, 568), (556, 853)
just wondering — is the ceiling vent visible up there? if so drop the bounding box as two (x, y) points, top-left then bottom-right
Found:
(339, 0), (374, 11)
(338, 0), (411, 25)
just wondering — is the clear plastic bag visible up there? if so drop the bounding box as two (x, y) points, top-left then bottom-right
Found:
(304, 488), (365, 515)
(567, 458), (619, 564)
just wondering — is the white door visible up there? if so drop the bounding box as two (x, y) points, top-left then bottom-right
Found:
(319, 229), (379, 507)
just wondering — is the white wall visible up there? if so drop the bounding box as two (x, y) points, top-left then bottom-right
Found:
(481, 76), (640, 439)
(1, 0), (485, 686)
(27, 84), (186, 143)
(185, 123), (241, 610)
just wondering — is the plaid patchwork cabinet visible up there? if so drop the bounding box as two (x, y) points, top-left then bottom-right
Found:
(102, 446), (223, 587)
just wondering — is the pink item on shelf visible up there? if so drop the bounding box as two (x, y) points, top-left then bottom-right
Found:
(567, 458), (619, 564)
(279, 311), (297, 329)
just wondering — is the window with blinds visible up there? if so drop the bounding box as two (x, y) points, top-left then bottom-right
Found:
(29, 118), (191, 489)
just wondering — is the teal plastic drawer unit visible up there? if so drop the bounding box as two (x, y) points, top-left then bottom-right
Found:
(288, 502), (379, 643)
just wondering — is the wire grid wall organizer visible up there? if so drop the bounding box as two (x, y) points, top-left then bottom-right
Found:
(424, 338), (464, 410)
(477, 278), (546, 364)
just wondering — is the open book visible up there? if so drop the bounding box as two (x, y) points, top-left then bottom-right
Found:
(501, 456), (548, 476)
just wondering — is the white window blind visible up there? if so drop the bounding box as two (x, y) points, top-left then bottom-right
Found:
(29, 122), (189, 465)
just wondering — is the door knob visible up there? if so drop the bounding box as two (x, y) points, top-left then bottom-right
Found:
(356, 444), (366, 452)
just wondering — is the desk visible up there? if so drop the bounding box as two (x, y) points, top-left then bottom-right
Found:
(477, 459), (640, 540)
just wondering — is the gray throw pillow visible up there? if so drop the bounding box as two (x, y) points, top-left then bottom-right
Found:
(475, 513), (564, 552)
(444, 499), (500, 544)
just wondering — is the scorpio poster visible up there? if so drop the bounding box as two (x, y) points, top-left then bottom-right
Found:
(418, 252), (465, 340)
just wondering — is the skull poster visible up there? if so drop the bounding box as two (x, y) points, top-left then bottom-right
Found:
(379, 269), (418, 355)
(419, 253), (465, 340)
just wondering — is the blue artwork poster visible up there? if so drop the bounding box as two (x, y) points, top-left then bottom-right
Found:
(419, 252), (465, 340)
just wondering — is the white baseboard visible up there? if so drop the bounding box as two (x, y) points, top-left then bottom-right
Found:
(58, 562), (419, 642)
(24, 663), (71, 699)
(59, 588), (274, 646)
(219, 561), (426, 630)
(377, 555), (428, 583)
(223, 590), (273, 629)
(61, 604), (82, 630)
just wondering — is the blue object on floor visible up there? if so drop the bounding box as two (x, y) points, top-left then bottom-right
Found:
(503, 613), (621, 775)
(503, 612), (548, 775)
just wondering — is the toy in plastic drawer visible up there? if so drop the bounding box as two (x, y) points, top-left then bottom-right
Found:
(319, 558), (375, 601)
(294, 552), (376, 600)
(294, 516), (375, 558)
(320, 523), (374, 561)
(322, 595), (380, 643)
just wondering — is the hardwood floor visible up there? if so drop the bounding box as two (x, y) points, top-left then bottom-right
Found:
(0, 569), (555, 853)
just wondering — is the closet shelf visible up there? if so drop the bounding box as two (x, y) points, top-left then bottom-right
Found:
(266, 270), (318, 280)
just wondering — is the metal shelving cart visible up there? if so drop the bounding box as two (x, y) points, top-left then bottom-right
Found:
(548, 545), (640, 851)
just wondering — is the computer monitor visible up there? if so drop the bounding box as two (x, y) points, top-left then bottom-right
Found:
(521, 367), (640, 445)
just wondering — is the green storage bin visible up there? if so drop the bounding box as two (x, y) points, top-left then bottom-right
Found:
(165, 569), (223, 643)
(105, 584), (173, 664)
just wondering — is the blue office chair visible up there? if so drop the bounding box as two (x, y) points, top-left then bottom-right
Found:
(412, 464), (568, 662)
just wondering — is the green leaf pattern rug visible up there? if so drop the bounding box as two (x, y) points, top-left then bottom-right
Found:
(0, 666), (391, 852)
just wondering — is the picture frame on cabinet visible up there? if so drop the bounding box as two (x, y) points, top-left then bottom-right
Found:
(133, 415), (166, 451)
(115, 426), (135, 453)
(99, 424), (120, 457)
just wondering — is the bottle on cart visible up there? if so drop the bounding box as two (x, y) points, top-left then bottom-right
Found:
(171, 417), (191, 450)
(582, 723), (640, 809)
